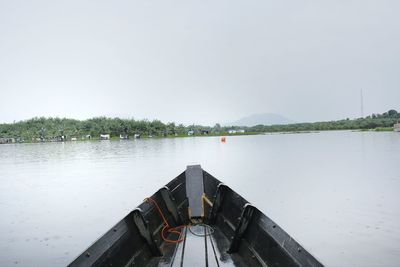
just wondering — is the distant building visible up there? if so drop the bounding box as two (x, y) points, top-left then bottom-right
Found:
(0, 138), (15, 144)
(228, 130), (237, 134)
(86, 134), (91, 139)
(49, 136), (64, 142)
(120, 134), (129, 140)
(237, 129), (245, 133)
(187, 130), (194, 136)
(71, 137), (77, 141)
(394, 123), (400, 132)
(134, 134), (141, 139)
(100, 134), (110, 140)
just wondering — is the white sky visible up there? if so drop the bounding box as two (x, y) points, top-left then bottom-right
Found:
(0, 0), (399, 125)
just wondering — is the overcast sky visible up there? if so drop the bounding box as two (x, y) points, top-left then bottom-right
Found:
(0, 0), (399, 125)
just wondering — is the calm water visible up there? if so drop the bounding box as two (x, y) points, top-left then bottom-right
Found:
(0, 131), (399, 266)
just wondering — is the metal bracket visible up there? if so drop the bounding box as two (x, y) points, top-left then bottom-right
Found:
(132, 208), (162, 256)
(228, 203), (256, 253)
(207, 183), (229, 224)
(159, 186), (184, 225)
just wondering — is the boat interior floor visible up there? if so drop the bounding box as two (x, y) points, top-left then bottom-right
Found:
(146, 224), (247, 267)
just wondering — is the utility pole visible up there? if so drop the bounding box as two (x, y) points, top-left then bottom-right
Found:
(360, 89), (364, 118)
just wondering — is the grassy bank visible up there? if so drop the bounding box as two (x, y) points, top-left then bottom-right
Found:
(1, 109), (399, 144)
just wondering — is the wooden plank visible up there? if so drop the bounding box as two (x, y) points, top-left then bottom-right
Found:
(185, 165), (204, 219)
(181, 225), (207, 266)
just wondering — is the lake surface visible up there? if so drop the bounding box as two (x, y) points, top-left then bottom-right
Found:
(0, 131), (399, 267)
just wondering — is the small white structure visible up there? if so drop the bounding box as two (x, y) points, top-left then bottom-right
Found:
(0, 138), (15, 144)
(187, 130), (194, 136)
(134, 134), (141, 139)
(394, 123), (400, 132)
(228, 130), (237, 134)
(120, 134), (128, 140)
(237, 129), (245, 133)
(100, 134), (110, 140)
(71, 137), (77, 141)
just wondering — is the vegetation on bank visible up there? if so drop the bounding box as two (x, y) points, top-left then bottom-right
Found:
(0, 110), (399, 143)
(250, 109), (400, 133)
(0, 117), (249, 142)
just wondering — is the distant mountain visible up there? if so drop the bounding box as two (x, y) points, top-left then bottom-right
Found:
(228, 113), (294, 127)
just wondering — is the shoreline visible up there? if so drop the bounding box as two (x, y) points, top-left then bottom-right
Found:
(1, 128), (397, 145)
(0, 132), (261, 145)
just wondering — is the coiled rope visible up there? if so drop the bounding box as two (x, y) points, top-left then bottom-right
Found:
(144, 197), (214, 243)
(187, 223), (214, 237)
(144, 197), (185, 244)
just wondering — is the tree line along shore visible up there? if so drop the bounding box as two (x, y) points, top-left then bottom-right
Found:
(0, 109), (399, 144)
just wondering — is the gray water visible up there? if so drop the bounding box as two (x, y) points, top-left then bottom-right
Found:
(0, 131), (399, 267)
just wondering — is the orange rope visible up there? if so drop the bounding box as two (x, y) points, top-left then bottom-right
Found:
(144, 197), (186, 244)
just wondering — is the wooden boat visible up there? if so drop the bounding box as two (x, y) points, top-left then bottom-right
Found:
(68, 165), (323, 267)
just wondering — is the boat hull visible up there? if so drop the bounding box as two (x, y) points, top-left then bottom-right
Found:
(68, 165), (323, 267)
